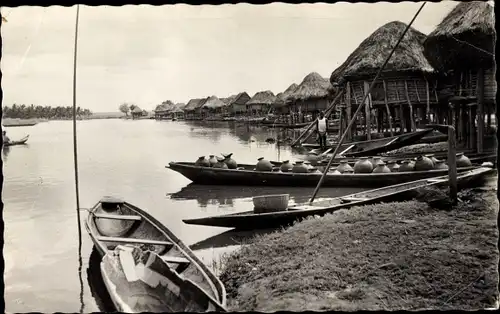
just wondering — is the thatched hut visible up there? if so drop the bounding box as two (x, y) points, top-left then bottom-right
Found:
(287, 72), (332, 120)
(201, 96), (227, 118)
(246, 91), (277, 116)
(154, 100), (175, 120)
(183, 98), (208, 120)
(273, 83), (298, 115)
(330, 20), (438, 139)
(222, 92), (251, 116)
(171, 103), (185, 119)
(423, 1), (495, 152)
(131, 106), (144, 119)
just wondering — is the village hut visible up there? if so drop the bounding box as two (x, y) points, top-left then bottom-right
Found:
(246, 91), (277, 116)
(131, 106), (144, 119)
(170, 103), (185, 119)
(222, 92), (251, 117)
(183, 98), (208, 120)
(423, 1), (495, 152)
(201, 96), (227, 118)
(154, 100), (175, 120)
(330, 20), (437, 140)
(286, 72), (332, 121)
(273, 83), (298, 115)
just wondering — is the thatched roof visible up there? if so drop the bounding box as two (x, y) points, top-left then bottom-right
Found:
(288, 73), (331, 101)
(274, 83), (298, 107)
(222, 92), (251, 106)
(170, 103), (185, 113)
(131, 106), (142, 113)
(202, 96), (226, 109)
(330, 21), (435, 84)
(154, 100), (175, 113)
(184, 98), (207, 111)
(423, 1), (495, 71)
(247, 90), (277, 105)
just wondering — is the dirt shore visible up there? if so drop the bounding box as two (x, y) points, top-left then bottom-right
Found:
(219, 177), (499, 311)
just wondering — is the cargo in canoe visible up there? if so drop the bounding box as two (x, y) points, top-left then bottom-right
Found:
(166, 161), (476, 187)
(3, 135), (29, 147)
(84, 197), (227, 312)
(182, 166), (494, 229)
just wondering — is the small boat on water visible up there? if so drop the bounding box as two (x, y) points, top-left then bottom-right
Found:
(3, 135), (29, 147)
(166, 161), (477, 188)
(182, 166), (494, 229)
(85, 196), (227, 312)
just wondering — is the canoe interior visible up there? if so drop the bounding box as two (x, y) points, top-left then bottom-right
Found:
(85, 201), (226, 311)
(101, 246), (223, 312)
(182, 166), (493, 229)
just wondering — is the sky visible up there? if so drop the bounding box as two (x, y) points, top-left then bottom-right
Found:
(0, 1), (475, 112)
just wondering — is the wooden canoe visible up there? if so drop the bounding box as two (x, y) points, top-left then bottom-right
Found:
(3, 135), (29, 147)
(166, 161), (476, 187)
(84, 197), (227, 312)
(182, 166), (494, 229)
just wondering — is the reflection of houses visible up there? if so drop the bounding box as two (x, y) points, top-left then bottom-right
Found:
(423, 1), (495, 153)
(273, 83), (298, 115)
(246, 91), (277, 116)
(286, 72), (332, 118)
(201, 96), (227, 119)
(330, 21), (438, 140)
(183, 98), (208, 120)
(222, 92), (251, 117)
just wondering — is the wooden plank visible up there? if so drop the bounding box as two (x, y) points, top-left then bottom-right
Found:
(162, 255), (190, 264)
(477, 68), (485, 153)
(364, 81), (372, 140)
(346, 82), (352, 140)
(448, 127), (457, 204)
(97, 236), (173, 246)
(94, 213), (142, 221)
(382, 80), (394, 136)
(340, 197), (369, 202)
(384, 137), (398, 146)
(404, 80), (416, 132)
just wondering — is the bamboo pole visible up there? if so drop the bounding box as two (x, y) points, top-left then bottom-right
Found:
(404, 80), (416, 132)
(364, 81), (372, 140)
(477, 68), (485, 153)
(425, 78), (431, 122)
(290, 89), (344, 147)
(346, 82), (352, 140)
(382, 80), (394, 136)
(448, 126), (457, 205)
(309, 1), (426, 204)
(395, 84), (405, 133)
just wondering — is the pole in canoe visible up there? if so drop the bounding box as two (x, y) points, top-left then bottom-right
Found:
(447, 125), (457, 204)
(308, 2), (427, 205)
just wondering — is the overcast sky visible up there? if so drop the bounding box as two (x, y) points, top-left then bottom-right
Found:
(1, 2), (465, 112)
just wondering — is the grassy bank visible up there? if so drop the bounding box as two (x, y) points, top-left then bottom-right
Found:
(219, 181), (499, 311)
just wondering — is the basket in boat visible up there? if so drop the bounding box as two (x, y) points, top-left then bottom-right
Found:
(253, 194), (290, 214)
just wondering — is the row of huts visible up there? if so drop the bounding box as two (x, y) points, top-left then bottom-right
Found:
(155, 1), (495, 152)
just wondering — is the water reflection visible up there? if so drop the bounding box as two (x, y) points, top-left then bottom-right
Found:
(87, 247), (115, 312)
(3, 145), (12, 161)
(189, 227), (281, 251)
(169, 184), (365, 207)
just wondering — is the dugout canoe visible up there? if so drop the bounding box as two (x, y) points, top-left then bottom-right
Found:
(84, 196), (227, 312)
(182, 166), (494, 229)
(166, 161), (476, 188)
(3, 135), (29, 147)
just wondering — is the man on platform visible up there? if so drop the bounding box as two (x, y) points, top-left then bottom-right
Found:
(316, 111), (328, 151)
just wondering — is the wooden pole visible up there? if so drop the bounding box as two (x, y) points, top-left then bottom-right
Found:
(425, 78), (431, 122)
(477, 68), (485, 153)
(346, 82), (352, 140)
(308, 1), (427, 204)
(396, 87), (405, 134)
(382, 80), (394, 136)
(448, 126), (457, 205)
(290, 89), (344, 147)
(404, 80), (416, 132)
(364, 81), (372, 140)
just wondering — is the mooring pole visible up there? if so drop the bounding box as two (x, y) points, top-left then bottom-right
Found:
(308, 2), (427, 204)
(448, 125), (457, 205)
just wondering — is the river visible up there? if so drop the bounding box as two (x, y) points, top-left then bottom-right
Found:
(2, 119), (366, 312)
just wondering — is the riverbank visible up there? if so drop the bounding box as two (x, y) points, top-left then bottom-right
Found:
(219, 178), (499, 311)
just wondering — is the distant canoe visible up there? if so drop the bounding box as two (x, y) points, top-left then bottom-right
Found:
(182, 166), (494, 229)
(3, 122), (37, 127)
(85, 197), (227, 312)
(3, 135), (29, 147)
(166, 161), (476, 188)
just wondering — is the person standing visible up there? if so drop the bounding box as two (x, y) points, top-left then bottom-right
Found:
(316, 111), (328, 151)
(3, 130), (11, 145)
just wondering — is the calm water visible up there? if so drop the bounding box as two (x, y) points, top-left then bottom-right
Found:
(3, 119), (365, 313)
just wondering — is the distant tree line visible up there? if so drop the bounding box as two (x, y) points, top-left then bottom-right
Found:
(2, 104), (93, 119)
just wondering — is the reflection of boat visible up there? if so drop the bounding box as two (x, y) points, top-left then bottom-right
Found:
(166, 161), (477, 188)
(189, 228), (281, 251)
(86, 246), (116, 312)
(182, 166), (494, 229)
(84, 197), (227, 312)
(169, 184), (363, 204)
(3, 135), (29, 147)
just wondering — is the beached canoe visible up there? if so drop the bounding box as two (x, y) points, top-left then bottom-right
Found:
(84, 197), (227, 312)
(3, 135), (29, 147)
(182, 166), (494, 229)
(166, 161), (476, 187)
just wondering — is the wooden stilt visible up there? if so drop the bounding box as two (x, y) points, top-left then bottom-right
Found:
(468, 104), (476, 150)
(404, 80), (416, 132)
(477, 68), (485, 153)
(425, 78), (431, 123)
(448, 126), (457, 205)
(364, 81), (372, 140)
(346, 82), (352, 140)
(382, 80), (394, 136)
(395, 83), (405, 133)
